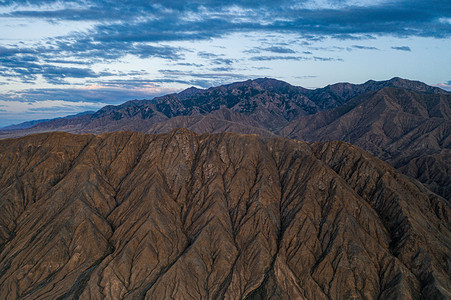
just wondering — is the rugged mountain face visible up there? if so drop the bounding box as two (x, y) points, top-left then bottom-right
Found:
(0, 78), (317, 137)
(4, 77), (440, 139)
(0, 77), (449, 199)
(303, 77), (447, 109)
(147, 108), (275, 137)
(282, 87), (451, 199)
(0, 130), (449, 299)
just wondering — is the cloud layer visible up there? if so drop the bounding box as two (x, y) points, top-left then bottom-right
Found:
(1, 1), (449, 86)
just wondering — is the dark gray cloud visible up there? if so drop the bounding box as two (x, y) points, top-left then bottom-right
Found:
(51, 37), (185, 62)
(0, 43), (184, 83)
(3, 1), (450, 40)
(0, 84), (173, 104)
(391, 46), (412, 51)
(0, 52), (115, 84)
(0, 0), (449, 86)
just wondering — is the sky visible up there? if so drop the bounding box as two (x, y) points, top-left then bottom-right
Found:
(0, 0), (450, 127)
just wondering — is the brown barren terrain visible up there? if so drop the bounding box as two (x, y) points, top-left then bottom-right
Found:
(0, 130), (449, 299)
(1, 78), (449, 200)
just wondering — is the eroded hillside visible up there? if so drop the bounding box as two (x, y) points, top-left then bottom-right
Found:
(0, 130), (449, 299)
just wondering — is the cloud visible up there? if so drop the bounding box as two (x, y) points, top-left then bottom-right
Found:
(159, 69), (248, 79)
(308, 46), (345, 52)
(210, 66), (234, 72)
(0, 99), (106, 113)
(295, 75), (318, 79)
(130, 44), (186, 59)
(332, 34), (376, 40)
(351, 45), (379, 50)
(3, 1), (450, 42)
(0, 79), (177, 127)
(0, 54), (115, 84)
(249, 55), (342, 61)
(211, 58), (235, 65)
(434, 82), (451, 91)
(391, 46), (411, 51)
(0, 44), (180, 84)
(157, 69), (257, 88)
(249, 56), (308, 61)
(245, 46), (297, 54)
(175, 62), (204, 67)
(0, 0), (449, 89)
(243, 48), (261, 54)
(0, 98), (107, 127)
(0, 52), (100, 83)
(0, 81), (177, 104)
(313, 56), (343, 61)
(0, 97), (110, 127)
(44, 59), (89, 65)
(197, 51), (236, 66)
(198, 51), (221, 59)
(263, 46), (296, 53)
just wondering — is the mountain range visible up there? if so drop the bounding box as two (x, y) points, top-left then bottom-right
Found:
(1, 77), (449, 199)
(0, 130), (449, 299)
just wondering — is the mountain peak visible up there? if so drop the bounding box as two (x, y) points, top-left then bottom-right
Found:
(178, 86), (203, 100)
(388, 76), (404, 82)
(252, 77), (297, 89)
(385, 77), (448, 93)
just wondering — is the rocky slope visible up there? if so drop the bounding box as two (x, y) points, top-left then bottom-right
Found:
(147, 108), (275, 137)
(0, 77), (449, 199)
(0, 78), (310, 138)
(282, 87), (451, 199)
(0, 130), (449, 299)
(3, 77), (443, 139)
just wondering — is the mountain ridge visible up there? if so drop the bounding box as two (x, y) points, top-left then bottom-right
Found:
(0, 130), (449, 299)
(3, 77), (447, 135)
(282, 86), (451, 198)
(0, 77), (449, 199)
